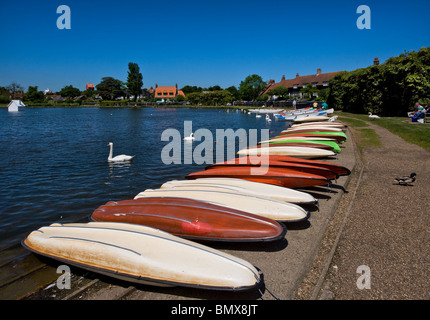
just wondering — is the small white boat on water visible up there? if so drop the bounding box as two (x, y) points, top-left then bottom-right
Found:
(8, 100), (25, 112)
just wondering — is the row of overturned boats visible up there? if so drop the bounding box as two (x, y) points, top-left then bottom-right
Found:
(22, 114), (351, 296)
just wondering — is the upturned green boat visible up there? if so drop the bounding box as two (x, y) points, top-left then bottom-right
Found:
(269, 139), (341, 152)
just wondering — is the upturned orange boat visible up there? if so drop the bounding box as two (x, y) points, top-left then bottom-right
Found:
(250, 155), (351, 177)
(91, 197), (287, 242)
(206, 158), (339, 180)
(187, 166), (330, 188)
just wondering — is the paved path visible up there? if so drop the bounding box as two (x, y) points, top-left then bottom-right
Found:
(298, 120), (430, 300)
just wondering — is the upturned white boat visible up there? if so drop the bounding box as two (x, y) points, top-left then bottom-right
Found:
(281, 126), (343, 134)
(259, 136), (338, 144)
(293, 115), (330, 123)
(134, 188), (309, 222)
(237, 146), (336, 159)
(290, 121), (346, 129)
(160, 178), (318, 205)
(23, 222), (262, 291)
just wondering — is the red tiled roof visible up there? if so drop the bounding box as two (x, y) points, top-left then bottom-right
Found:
(154, 86), (186, 98)
(264, 70), (343, 94)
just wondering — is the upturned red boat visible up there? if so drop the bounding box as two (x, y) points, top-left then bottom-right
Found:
(206, 158), (339, 180)
(91, 197), (286, 242)
(249, 155), (351, 176)
(187, 166), (330, 188)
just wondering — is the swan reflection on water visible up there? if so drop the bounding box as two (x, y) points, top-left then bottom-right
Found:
(107, 160), (133, 177)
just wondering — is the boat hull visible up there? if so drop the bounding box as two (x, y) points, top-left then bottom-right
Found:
(91, 197), (286, 242)
(275, 132), (347, 143)
(267, 140), (341, 152)
(206, 158), (339, 180)
(252, 155), (351, 176)
(135, 188), (310, 222)
(186, 166), (330, 189)
(161, 178), (318, 205)
(237, 146), (336, 159)
(23, 222), (262, 290)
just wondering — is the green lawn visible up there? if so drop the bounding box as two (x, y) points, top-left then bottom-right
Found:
(336, 112), (430, 152)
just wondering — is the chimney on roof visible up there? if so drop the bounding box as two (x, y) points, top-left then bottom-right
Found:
(268, 79), (275, 84)
(317, 68), (321, 75)
(155, 84), (158, 88)
(175, 83), (178, 88)
(296, 73), (299, 78)
(281, 75), (285, 81)
(374, 57), (379, 66)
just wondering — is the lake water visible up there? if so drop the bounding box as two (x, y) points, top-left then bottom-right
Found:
(0, 107), (289, 251)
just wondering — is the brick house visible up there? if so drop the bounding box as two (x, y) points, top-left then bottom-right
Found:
(152, 84), (186, 102)
(263, 68), (344, 98)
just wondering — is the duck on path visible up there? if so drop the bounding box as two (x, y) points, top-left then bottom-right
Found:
(394, 172), (416, 186)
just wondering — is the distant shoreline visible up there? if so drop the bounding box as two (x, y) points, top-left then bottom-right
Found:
(1, 104), (287, 110)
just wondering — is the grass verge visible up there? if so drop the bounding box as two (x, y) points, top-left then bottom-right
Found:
(336, 111), (430, 153)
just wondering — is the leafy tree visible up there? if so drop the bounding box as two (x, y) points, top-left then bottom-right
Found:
(59, 85), (81, 98)
(7, 82), (24, 95)
(327, 46), (430, 116)
(24, 86), (44, 102)
(207, 85), (222, 91)
(96, 77), (124, 100)
(126, 62), (143, 102)
(175, 94), (186, 102)
(256, 94), (270, 101)
(186, 92), (203, 105)
(225, 86), (239, 100)
(181, 85), (203, 95)
(238, 74), (266, 101)
(0, 86), (10, 103)
(300, 85), (319, 99)
(268, 86), (289, 100)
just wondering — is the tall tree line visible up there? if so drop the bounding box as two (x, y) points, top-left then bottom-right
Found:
(327, 46), (430, 116)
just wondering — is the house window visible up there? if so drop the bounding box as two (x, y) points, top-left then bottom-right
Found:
(163, 92), (167, 96)
(157, 93), (162, 96)
(323, 81), (329, 87)
(293, 84), (298, 89)
(169, 92), (174, 96)
(312, 82), (318, 87)
(302, 83), (308, 88)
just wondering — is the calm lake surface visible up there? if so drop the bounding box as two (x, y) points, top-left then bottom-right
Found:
(0, 107), (289, 251)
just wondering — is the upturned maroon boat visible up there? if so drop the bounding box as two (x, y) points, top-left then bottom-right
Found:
(206, 158), (339, 180)
(187, 166), (330, 188)
(91, 197), (287, 242)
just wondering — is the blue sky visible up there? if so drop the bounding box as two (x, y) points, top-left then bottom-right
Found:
(0, 0), (429, 92)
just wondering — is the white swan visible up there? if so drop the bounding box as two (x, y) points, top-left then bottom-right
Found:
(266, 114), (272, 122)
(368, 112), (380, 119)
(183, 132), (195, 141)
(107, 142), (134, 162)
